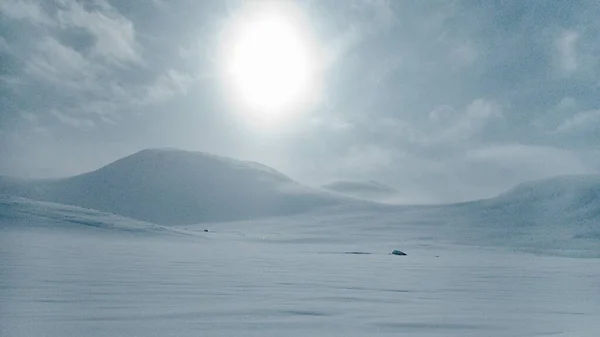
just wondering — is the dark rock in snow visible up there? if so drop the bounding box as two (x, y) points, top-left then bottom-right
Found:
(391, 250), (407, 256)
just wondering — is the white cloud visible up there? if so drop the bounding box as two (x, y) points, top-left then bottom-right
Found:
(0, 36), (11, 54)
(1, 0), (196, 128)
(427, 99), (503, 145)
(136, 69), (196, 106)
(360, 0), (397, 29)
(0, 0), (52, 25)
(448, 41), (479, 67)
(428, 105), (455, 123)
(555, 30), (580, 75)
(556, 96), (578, 111)
(24, 36), (99, 90)
(320, 0), (398, 68)
(20, 111), (38, 124)
(356, 99), (503, 148)
(453, 99), (503, 136)
(556, 110), (600, 133)
(51, 109), (95, 128)
(56, 0), (141, 65)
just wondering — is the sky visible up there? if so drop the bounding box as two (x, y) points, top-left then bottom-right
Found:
(1, 0), (599, 203)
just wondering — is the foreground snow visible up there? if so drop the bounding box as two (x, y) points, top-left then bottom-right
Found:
(2, 197), (600, 336)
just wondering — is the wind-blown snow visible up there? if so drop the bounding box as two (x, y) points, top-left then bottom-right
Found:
(322, 180), (399, 202)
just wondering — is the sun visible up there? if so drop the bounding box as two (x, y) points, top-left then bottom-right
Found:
(219, 1), (320, 124)
(230, 16), (310, 111)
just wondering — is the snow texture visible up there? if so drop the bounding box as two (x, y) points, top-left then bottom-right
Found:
(1, 195), (600, 337)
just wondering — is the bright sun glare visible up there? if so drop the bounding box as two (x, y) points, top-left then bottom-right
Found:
(220, 1), (319, 124)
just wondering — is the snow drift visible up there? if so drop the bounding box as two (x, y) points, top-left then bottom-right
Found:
(0, 149), (347, 225)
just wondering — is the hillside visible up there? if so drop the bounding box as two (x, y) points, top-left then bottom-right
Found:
(477, 174), (600, 225)
(0, 149), (347, 225)
(0, 194), (178, 234)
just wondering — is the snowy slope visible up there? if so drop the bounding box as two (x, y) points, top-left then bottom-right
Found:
(3, 197), (600, 337)
(0, 194), (182, 235)
(423, 174), (600, 255)
(321, 180), (399, 202)
(0, 149), (350, 225)
(471, 174), (600, 232)
(482, 174), (600, 221)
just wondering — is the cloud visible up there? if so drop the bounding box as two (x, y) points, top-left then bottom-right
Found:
(369, 98), (503, 147)
(24, 36), (98, 90)
(51, 109), (95, 128)
(448, 41), (479, 68)
(555, 30), (580, 75)
(56, 0), (141, 65)
(0, 0), (52, 25)
(137, 69), (196, 106)
(556, 110), (600, 133)
(317, 0), (399, 67)
(1, 0), (196, 128)
(556, 96), (578, 111)
(2, 0), (140, 66)
(434, 99), (503, 144)
(19, 111), (38, 124)
(0, 36), (11, 53)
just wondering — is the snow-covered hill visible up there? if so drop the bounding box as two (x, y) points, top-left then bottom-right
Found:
(0, 194), (180, 235)
(0, 149), (348, 225)
(321, 180), (399, 202)
(431, 174), (600, 255)
(1, 148), (598, 251)
(475, 174), (600, 225)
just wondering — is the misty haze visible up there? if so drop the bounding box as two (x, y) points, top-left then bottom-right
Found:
(1, 1), (599, 336)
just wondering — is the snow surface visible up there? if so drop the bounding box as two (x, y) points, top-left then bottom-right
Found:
(2, 151), (600, 336)
(2, 195), (600, 337)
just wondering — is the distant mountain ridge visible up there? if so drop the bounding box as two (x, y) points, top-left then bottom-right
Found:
(0, 149), (348, 225)
(1, 148), (599, 232)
